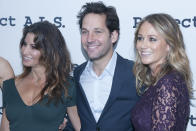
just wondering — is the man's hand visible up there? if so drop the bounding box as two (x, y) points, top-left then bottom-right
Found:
(59, 118), (68, 130)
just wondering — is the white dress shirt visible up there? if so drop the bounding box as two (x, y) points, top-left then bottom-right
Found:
(80, 52), (117, 122)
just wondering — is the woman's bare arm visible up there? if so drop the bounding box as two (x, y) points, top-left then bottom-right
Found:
(0, 109), (10, 131)
(0, 57), (14, 86)
(67, 106), (81, 131)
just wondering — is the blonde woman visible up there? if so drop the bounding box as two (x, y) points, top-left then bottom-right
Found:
(131, 13), (193, 131)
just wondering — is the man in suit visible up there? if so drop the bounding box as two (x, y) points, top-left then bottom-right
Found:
(65, 2), (139, 131)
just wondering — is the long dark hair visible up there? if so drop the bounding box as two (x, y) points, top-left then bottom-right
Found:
(19, 21), (72, 104)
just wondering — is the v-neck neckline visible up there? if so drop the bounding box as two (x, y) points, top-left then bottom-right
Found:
(10, 78), (41, 107)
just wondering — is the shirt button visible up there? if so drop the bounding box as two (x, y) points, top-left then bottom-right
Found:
(96, 126), (100, 131)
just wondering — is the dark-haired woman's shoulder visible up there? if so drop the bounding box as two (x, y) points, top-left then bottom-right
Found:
(65, 76), (76, 107)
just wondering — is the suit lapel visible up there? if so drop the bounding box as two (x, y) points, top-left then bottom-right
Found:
(98, 54), (124, 123)
(75, 63), (97, 123)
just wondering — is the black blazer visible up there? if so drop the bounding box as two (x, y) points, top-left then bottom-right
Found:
(72, 54), (139, 131)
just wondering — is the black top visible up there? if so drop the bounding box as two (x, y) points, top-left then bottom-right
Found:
(2, 78), (76, 131)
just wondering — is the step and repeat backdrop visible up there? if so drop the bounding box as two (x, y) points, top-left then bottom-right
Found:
(0, 0), (196, 130)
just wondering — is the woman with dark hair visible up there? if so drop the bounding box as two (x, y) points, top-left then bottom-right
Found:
(0, 21), (81, 131)
(131, 13), (193, 131)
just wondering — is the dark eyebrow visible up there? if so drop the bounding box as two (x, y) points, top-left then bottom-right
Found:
(81, 28), (87, 30)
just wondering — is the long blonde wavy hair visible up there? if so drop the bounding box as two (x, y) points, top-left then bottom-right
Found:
(133, 13), (193, 98)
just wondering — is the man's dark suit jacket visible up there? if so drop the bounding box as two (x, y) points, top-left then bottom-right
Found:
(66, 54), (139, 131)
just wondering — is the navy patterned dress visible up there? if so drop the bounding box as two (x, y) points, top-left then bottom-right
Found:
(131, 71), (190, 131)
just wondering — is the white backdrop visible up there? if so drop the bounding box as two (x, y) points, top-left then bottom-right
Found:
(0, 0), (196, 130)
